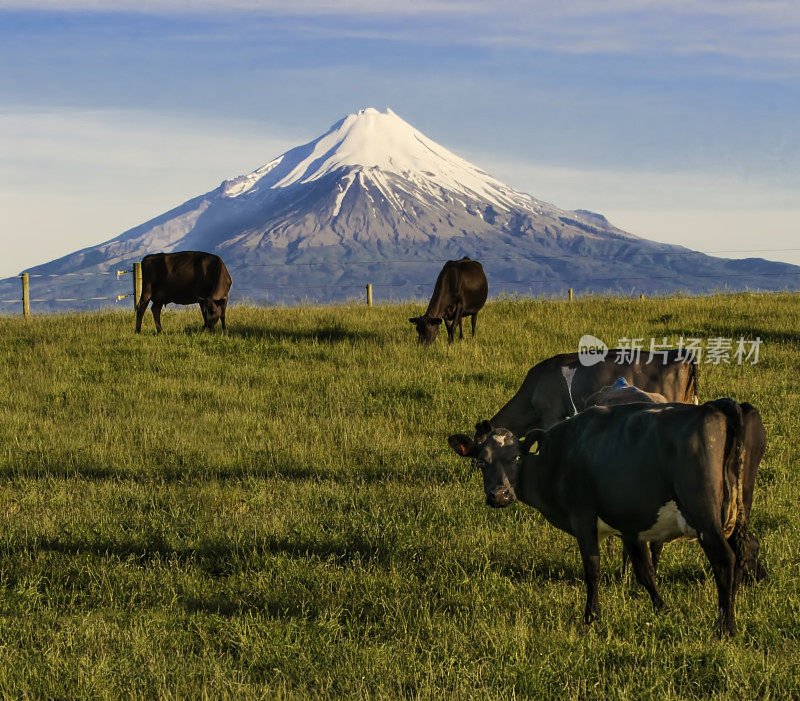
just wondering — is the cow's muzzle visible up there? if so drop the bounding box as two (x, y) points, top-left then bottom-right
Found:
(487, 487), (516, 508)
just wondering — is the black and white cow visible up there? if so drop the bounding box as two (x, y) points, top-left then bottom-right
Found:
(583, 382), (766, 580)
(584, 377), (668, 408)
(488, 350), (698, 437)
(449, 399), (751, 635)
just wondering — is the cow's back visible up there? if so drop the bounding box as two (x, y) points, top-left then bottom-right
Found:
(142, 251), (230, 305)
(571, 350), (696, 407)
(490, 350), (698, 436)
(549, 402), (732, 522)
(585, 384), (668, 408)
(426, 257), (487, 317)
(456, 259), (488, 312)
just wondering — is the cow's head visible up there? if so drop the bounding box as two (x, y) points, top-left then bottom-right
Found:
(408, 315), (442, 345)
(199, 298), (227, 328)
(448, 421), (525, 507)
(449, 421), (548, 508)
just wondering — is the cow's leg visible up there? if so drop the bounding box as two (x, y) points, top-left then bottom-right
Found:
(620, 541), (662, 582)
(697, 526), (737, 635)
(471, 312), (478, 337)
(649, 541), (664, 573)
(135, 290), (151, 333)
(727, 515), (750, 596)
(201, 300), (220, 332)
(623, 539), (666, 611)
(575, 520), (601, 624)
(199, 301), (211, 331)
(741, 531), (767, 583)
(444, 318), (455, 343)
(620, 542), (630, 579)
(219, 300), (228, 334)
(151, 302), (164, 334)
(454, 303), (465, 340)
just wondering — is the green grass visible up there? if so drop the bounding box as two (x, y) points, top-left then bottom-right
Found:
(0, 293), (799, 698)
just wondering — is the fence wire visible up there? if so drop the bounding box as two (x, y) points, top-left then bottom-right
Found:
(1, 247), (798, 308)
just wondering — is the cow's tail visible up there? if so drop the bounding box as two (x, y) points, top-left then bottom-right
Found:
(709, 397), (748, 584)
(687, 358), (699, 404)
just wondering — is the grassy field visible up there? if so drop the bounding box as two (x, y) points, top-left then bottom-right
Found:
(0, 293), (798, 698)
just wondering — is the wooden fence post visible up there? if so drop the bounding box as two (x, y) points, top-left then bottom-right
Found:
(21, 273), (30, 318)
(568, 288), (573, 302)
(133, 262), (142, 309)
(366, 283), (373, 307)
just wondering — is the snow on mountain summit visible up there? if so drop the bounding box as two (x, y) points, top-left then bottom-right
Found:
(220, 107), (536, 211)
(10, 105), (800, 307)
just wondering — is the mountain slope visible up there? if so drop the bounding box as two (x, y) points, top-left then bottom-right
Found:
(2, 107), (798, 309)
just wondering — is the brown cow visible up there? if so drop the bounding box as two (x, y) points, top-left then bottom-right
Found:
(409, 257), (488, 345)
(135, 251), (232, 334)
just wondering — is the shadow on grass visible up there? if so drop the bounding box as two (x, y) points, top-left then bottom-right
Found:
(30, 530), (403, 618)
(661, 325), (800, 346)
(0, 451), (412, 486)
(488, 554), (581, 583)
(27, 531), (740, 619)
(33, 531), (388, 570)
(223, 324), (378, 343)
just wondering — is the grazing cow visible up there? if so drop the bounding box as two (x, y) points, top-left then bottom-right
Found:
(449, 399), (750, 635)
(489, 350), (698, 436)
(409, 257), (488, 345)
(135, 251), (232, 334)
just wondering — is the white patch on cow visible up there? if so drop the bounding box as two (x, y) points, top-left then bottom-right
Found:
(561, 366), (579, 416)
(492, 433), (512, 447)
(597, 517), (621, 541)
(638, 500), (698, 542)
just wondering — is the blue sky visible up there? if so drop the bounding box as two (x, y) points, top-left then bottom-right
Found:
(1, 1), (799, 277)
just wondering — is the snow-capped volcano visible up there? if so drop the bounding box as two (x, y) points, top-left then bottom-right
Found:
(4, 107), (798, 308)
(165, 106), (637, 253)
(221, 107), (536, 211)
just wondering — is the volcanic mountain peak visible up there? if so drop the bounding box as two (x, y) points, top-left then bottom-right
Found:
(8, 106), (798, 308)
(219, 107), (538, 212)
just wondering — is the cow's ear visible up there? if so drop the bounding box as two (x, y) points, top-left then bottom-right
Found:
(430, 318), (443, 326)
(474, 420), (493, 436)
(520, 428), (547, 455)
(409, 317), (419, 324)
(448, 434), (475, 458)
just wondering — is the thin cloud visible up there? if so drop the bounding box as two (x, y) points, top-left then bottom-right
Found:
(0, 0), (483, 14)
(2, 1), (799, 60)
(472, 156), (800, 212)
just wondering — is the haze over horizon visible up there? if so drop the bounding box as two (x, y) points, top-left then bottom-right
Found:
(1, 1), (799, 279)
